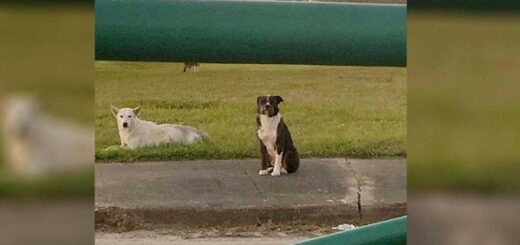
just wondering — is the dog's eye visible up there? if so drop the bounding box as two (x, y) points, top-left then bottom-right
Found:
(128, 115), (132, 118)
(119, 115), (123, 118)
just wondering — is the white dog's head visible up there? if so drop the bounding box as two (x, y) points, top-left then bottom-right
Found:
(111, 106), (141, 129)
(2, 96), (41, 138)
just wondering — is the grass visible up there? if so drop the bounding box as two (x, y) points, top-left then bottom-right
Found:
(95, 62), (406, 162)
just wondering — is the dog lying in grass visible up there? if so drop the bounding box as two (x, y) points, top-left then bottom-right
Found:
(110, 106), (209, 149)
(1, 95), (93, 178)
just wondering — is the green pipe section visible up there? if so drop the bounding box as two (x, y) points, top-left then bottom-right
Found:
(96, 0), (406, 66)
(295, 216), (407, 245)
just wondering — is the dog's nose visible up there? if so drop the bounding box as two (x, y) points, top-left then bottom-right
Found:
(265, 104), (271, 109)
(122, 122), (128, 128)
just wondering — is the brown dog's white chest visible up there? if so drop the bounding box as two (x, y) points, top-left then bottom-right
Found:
(257, 114), (281, 158)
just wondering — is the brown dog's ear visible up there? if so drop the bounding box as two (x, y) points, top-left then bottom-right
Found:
(110, 105), (119, 117)
(133, 106), (141, 115)
(272, 96), (284, 105)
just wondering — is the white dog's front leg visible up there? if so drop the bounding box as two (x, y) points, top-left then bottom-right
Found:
(120, 135), (126, 147)
(271, 151), (283, 176)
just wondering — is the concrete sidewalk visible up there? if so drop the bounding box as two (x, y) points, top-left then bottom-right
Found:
(95, 158), (406, 231)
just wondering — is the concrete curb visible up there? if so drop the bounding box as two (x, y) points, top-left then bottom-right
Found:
(95, 158), (406, 231)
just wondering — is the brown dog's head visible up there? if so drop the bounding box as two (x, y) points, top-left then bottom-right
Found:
(257, 95), (283, 117)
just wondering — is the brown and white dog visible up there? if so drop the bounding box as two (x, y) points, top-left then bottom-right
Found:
(256, 95), (299, 176)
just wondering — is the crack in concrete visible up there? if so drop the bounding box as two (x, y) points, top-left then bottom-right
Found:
(346, 159), (363, 218)
(238, 161), (267, 201)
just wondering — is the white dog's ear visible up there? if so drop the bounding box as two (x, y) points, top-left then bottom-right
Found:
(133, 106), (141, 115)
(110, 105), (119, 117)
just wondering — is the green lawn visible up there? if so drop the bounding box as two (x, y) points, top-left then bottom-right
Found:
(95, 62), (406, 162)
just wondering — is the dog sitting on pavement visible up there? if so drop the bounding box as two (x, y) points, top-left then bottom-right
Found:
(256, 95), (299, 176)
(110, 106), (209, 149)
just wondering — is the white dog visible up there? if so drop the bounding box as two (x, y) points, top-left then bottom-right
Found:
(111, 106), (209, 149)
(1, 95), (93, 178)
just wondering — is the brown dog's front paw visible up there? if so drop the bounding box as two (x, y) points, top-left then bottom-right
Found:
(259, 170), (269, 176)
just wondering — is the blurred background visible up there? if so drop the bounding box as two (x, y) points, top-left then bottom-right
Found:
(0, 0), (93, 244)
(408, 1), (520, 244)
(1, 0), (519, 244)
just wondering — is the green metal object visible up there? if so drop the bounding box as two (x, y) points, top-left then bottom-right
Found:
(296, 216), (407, 245)
(96, 0), (406, 66)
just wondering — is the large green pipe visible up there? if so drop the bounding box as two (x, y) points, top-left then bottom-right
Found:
(96, 0), (406, 66)
(296, 216), (407, 245)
